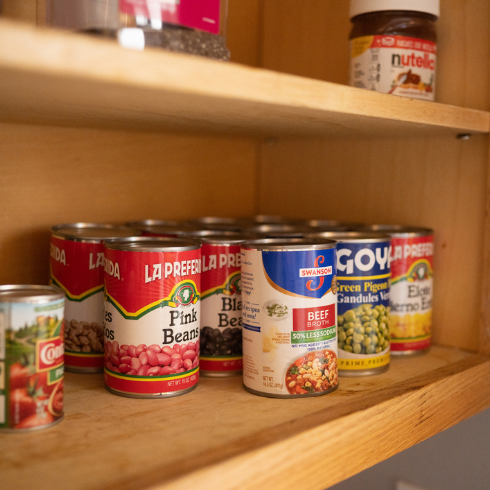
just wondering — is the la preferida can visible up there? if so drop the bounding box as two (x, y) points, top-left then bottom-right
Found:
(103, 237), (201, 398)
(241, 238), (338, 398)
(366, 225), (434, 355)
(185, 231), (249, 377)
(308, 231), (392, 376)
(50, 223), (140, 373)
(0, 285), (64, 431)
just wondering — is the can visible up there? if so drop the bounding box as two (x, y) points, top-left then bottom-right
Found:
(363, 225), (434, 355)
(50, 223), (140, 373)
(246, 223), (308, 239)
(187, 216), (243, 232)
(307, 231), (392, 376)
(103, 237), (201, 398)
(186, 230), (249, 377)
(0, 285), (65, 431)
(241, 238), (338, 398)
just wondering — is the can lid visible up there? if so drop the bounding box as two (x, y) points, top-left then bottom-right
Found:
(305, 231), (392, 243)
(358, 224), (434, 237)
(185, 229), (253, 245)
(350, 0), (440, 19)
(104, 236), (200, 252)
(51, 223), (141, 242)
(0, 285), (65, 303)
(241, 237), (337, 251)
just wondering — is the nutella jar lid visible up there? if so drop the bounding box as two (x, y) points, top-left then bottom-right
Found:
(350, 0), (440, 19)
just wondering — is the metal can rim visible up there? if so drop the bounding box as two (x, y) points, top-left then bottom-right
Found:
(241, 237), (337, 251)
(104, 236), (200, 252)
(305, 231), (392, 242)
(0, 284), (65, 303)
(51, 223), (140, 242)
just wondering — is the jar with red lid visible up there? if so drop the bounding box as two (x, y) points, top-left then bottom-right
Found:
(349, 0), (439, 101)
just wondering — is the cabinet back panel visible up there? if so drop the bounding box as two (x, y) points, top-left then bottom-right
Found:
(258, 135), (489, 352)
(260, 0), (490, 111)
(0, 123), (257, 285)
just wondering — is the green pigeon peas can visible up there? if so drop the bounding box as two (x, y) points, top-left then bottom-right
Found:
(307, 231), (392, 376)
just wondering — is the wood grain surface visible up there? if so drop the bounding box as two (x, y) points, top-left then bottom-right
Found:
(1, 347), (489, 490)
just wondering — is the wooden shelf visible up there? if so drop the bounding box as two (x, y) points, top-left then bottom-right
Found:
(2, 346), (490, 490)
(0, 19), (489, 137)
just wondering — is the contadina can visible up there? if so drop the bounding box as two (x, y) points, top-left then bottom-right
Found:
(364, 225), (434, 355)
(185, 230), (249, 377)
(0, 285), (64, 431)
(307, 231), (392, 376)
(241, 238), (338, 398)
(103, 237), (201, 398)
(50, 223), (140, 373)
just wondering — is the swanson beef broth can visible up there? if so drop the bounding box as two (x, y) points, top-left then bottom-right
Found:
(103, 237), (201, 398)
(241, 238), (338, 398)
(50, 223), (140, 373)
(0, 285), (65, 431)
(308, 231), (392, 376)
(365, 225), (434, 355)
(185, 231), (249, 377)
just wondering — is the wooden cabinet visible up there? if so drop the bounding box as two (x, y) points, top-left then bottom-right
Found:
(1, 1), (490, 489)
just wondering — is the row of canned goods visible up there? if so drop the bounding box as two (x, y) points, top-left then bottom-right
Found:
(44, 220), (432, 400)
(0, 217), (434, 430)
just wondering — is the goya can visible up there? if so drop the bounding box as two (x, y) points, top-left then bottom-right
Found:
(366, 225), (434, 355)
(308, 232), (392, 376)
(50, 223), (140, 373)
(186, 231), (249, 377)
(103, 237), (201, 398)
(0, 285), (64, 431)
(241, 238), (338, 398)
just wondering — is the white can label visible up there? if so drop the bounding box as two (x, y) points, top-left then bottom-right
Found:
(350, 35), (436, 101)
(241, 246), (338, 397)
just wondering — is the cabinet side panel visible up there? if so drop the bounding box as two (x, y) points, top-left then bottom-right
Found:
(480, 143), (490, 355)
(258, 135), (489, 352)
(0, 123), (257, 285)
(1, 0), (37, 23)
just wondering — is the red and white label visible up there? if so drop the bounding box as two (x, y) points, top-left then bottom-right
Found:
(350, 35), (436, 101)
(293, 304), (336, 331)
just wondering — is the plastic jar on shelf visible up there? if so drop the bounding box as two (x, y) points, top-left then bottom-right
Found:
(46, 0), (230, 61)
(349, 0), (439, 101)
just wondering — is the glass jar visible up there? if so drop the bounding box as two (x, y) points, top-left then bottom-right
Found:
(349, 0), (439, 101)
(46, 0), (230, 61)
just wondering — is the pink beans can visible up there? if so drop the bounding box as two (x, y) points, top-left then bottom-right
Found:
(103, 237), (201, 398)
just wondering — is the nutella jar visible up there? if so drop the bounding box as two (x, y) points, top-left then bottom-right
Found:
(349, 0), (439, 101)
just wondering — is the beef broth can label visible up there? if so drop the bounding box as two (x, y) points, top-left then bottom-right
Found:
(337, 238), (391, 374)
(50, 237), (105, 371)
(103, 244), (201, 397)
(0, 286), (64, 431)
(241, 241), (338, 398)
(200, 244), (242, 375)
(390, 234), (433, 353)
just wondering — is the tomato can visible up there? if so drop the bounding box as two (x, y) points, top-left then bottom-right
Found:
(185, 230), (249, 377)
(241, 238), (338, 398)
(103, 237), (201, 398)
(50, 223), (140, 373)
(0, 285), (65, 431)
(307, 231), (392, 376)
(363, 225), (434, 355)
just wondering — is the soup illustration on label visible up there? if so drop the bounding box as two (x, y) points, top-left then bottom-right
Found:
(241, 239), (338, 398)
(103, 238), (201, 398)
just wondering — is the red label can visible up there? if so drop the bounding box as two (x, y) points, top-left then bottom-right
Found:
(50, 223), (140, 373)
(103, 237), (201, 398)
(186, 231), (248, 377)
(0, 285), (65, 431)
